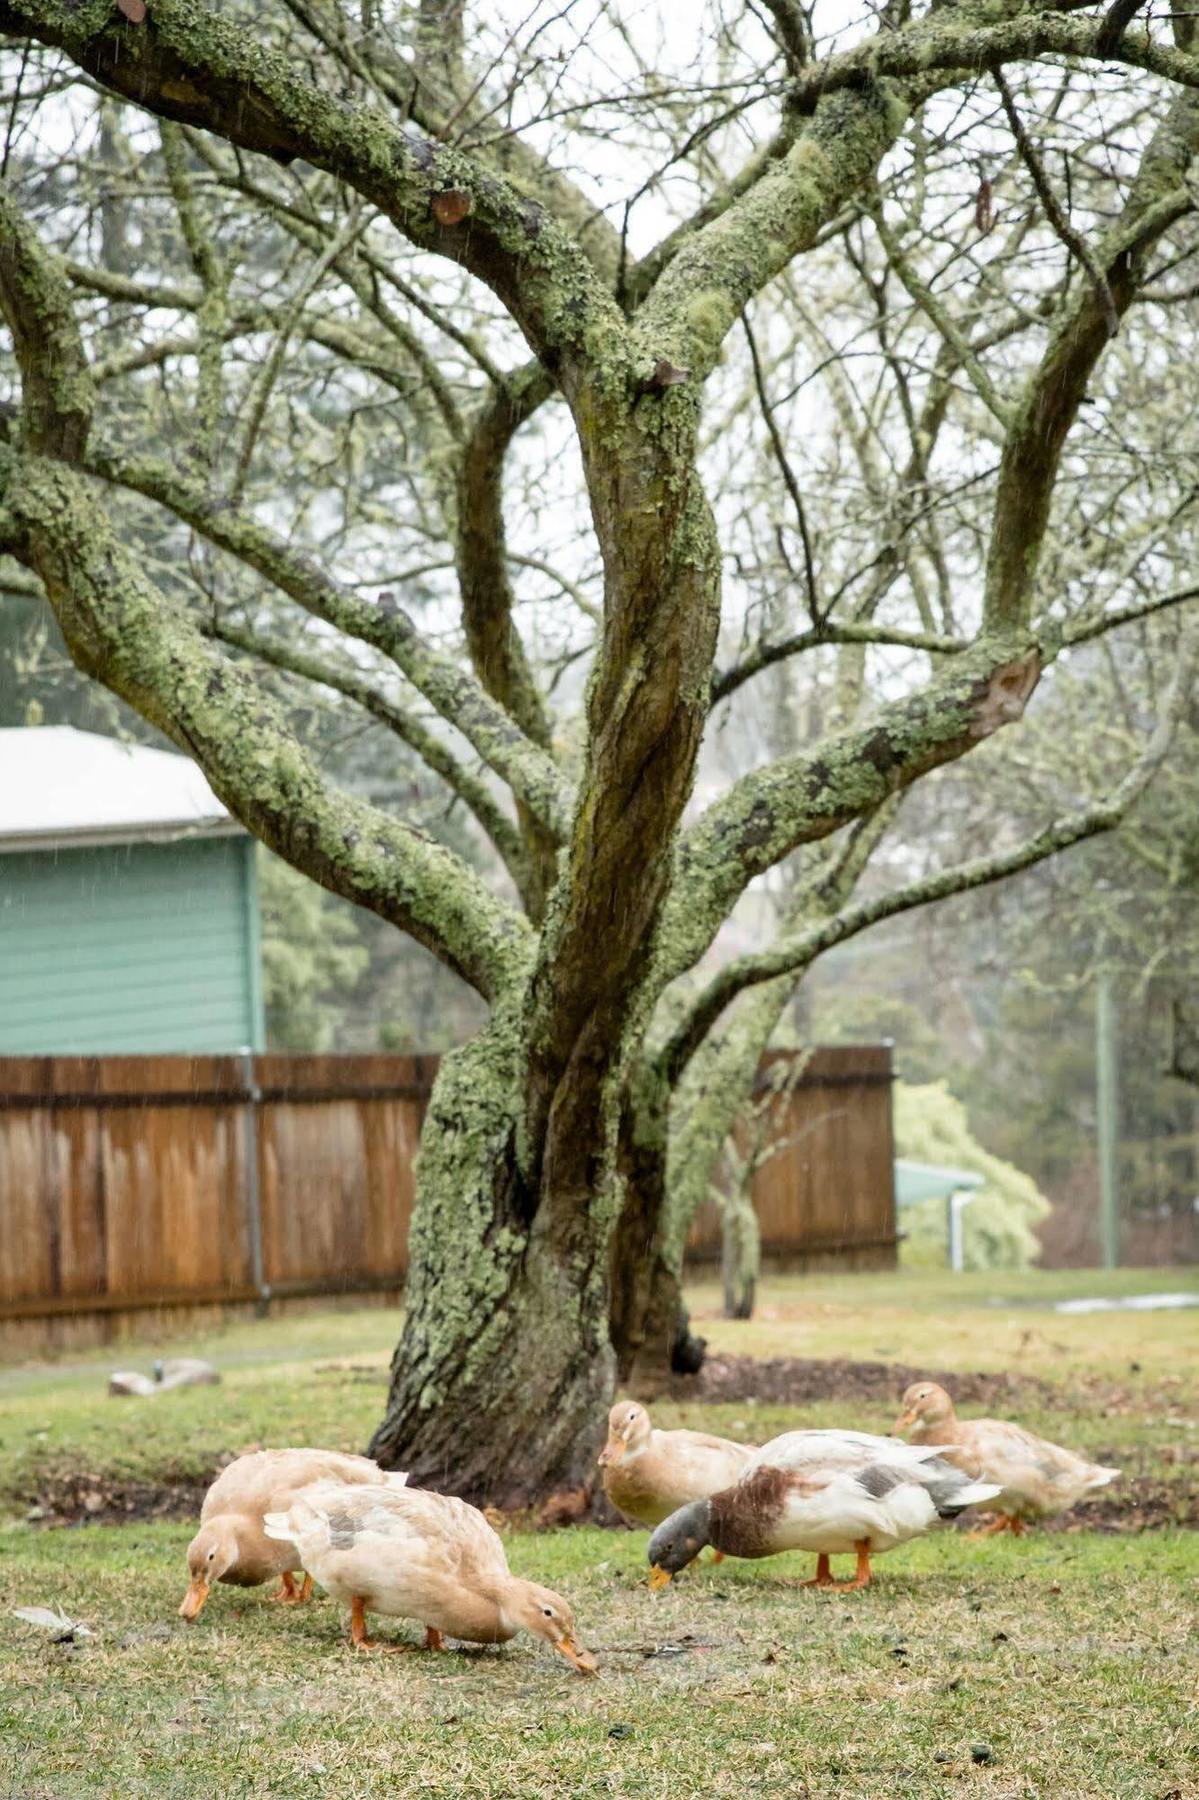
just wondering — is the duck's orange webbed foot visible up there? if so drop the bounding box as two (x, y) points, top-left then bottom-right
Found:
(834, 1541), (872, 1591)
(798, 1554), (835, 1588)
(349, 1595), (385, 1651)
(968, 1514), (1018, 1540)
(424, 1627), (447, 1651)
(269, 1571), (313, 1605)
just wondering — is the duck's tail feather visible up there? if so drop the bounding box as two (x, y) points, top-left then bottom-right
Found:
(1084, 1465), (1121, 1491)
(934, 1479), (1002, 1519)
(383, 1470), (410, 1489)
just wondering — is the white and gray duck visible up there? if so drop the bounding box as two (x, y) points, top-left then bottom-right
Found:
(647, 1428), (1001, 1591)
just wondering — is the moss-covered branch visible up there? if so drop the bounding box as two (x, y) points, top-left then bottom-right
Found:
(662, 638), (1197, 1076)
(784, 12), (1199, 112)
(658, 637), (1042, 989)
(0, 0), (627, 379)
(207, 615), (531, 901)
(454, 362), (560, 916)
(82, 446), (572, 837)
(630, 0), (1076, 378)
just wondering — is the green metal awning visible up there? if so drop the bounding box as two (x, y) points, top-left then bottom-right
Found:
(895, 1159), (985, 1206)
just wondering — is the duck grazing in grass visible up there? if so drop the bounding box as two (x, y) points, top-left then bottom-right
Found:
(262, 1480), (598, 1675)
(180, 1449), (408, 1620)
(647, 1428), (1000, 1591)
(894, 1381), (1121, 1535)
(598, 1400), (755, 1535)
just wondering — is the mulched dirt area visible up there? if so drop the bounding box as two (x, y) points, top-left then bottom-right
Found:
(670, 1353), (1057, 1410)
(18, 1355), (1196, 1531)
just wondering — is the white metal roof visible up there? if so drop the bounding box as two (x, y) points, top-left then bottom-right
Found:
(894, 1158), (986, 1206)
(0, 726), (242, 852)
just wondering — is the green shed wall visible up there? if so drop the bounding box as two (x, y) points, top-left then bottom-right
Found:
(0, 836), (265, 1053)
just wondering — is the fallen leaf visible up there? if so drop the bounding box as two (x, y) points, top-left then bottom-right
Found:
(13, 1605), (94, 1640)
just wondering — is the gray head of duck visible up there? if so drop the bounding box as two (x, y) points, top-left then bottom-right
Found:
(647, 1499), (712, 1589)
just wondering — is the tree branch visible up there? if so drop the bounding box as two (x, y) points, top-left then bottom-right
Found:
(712, 620), (969, 706)
(742, 311), (820, 624)
(0, 0), (626, 383)
(662, 629), (1199, 1080)
(784, 12), (1199, 112)
(658, 635), (1043, 989)
(0, 183), (529, 999)
(207, 615), (531, 898)
(867, 198), (1012, 428)
(1062, 579), (1199, 647)
(983, 95), (1199, 630)
(992, 69), (1119, 341)
(83, 445), (572, 838)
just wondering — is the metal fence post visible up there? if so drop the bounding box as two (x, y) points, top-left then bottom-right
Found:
(1096, 972), (1120, 1271)
(240, 1047), (270, 1315)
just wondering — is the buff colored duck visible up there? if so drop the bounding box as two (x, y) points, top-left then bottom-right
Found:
(262, 1480), (597, 1675)
(180, 1449), (408, 1620)
(647, 1428), (1000, 1591)
(598, 1400), (755, 1533)
(895, 1381), (1120, 1534)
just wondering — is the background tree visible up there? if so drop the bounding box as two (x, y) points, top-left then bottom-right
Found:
(1, 0), (1198, 1500)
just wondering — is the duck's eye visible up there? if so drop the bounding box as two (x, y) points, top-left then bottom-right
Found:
(542, 1607), (553, 1618)
(207, 1550), (215, 1561)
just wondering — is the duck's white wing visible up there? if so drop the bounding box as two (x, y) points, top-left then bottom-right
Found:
(744, 1429), (945, 1480)
(276, 1481), (509, 1580)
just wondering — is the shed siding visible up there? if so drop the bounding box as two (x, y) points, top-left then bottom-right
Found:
(0, 838), (264, 1052)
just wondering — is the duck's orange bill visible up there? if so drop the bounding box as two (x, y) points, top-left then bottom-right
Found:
(893, 1411), (917, 1433)
(647, 1566), (672, 1592)
(597, 1440), (622, 1468)
(179, 1577), (210, 1620)
(556, 1635), (599, 1676)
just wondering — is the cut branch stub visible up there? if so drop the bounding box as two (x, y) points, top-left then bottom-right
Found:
(432, 189), (472, 227)
(639, 358), (691, 394)
(968, 649), (1042, 739)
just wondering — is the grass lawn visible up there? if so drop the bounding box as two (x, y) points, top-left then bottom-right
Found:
(1, 1525), (1194, 1798)
(0, 1269), (1195, 1796)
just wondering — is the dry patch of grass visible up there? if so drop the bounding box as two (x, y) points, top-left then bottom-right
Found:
(0, 1522), (1194, 1799)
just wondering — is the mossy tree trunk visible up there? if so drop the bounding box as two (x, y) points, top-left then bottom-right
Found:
(1, 0), (1196, 1502)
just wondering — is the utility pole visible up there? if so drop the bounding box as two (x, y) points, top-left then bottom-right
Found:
(1096, 970), (1120, 1270)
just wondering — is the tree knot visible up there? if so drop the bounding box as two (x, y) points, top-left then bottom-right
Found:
(968, 649), (1041, 740)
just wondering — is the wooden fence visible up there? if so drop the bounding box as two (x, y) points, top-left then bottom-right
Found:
(686, 1046), (898, 1270)
(0, 1045), (895, 1347)
(0, 1053), (435, 1347)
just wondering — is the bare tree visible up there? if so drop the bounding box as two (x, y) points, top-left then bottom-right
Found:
(1, 0), (1198, 1500)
